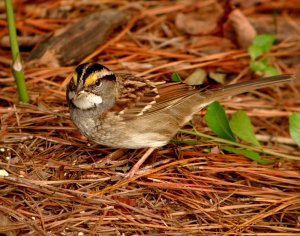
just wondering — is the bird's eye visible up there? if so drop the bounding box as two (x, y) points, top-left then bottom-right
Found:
(95, 79), (102, 86)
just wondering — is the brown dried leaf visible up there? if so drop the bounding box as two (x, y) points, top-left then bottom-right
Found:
(184, 69), (207, 85)
(0, 213), (18, 236)
(175, 2), (223, 35)
(226, 9), (257, 49)
(175, 12), (218, 35)
(209, 71), (226, 84)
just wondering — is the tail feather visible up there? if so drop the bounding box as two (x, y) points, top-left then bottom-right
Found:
(203, 74), (294, 103)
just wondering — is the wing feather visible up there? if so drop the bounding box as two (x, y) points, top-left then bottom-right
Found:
(108, 73), (199, 119)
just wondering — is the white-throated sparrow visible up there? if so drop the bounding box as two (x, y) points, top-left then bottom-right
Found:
(67, 63), (293, 150)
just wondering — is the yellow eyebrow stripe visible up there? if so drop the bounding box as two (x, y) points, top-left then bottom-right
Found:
(73, 72), (78, 86)
(84, 70), (114, 87)
(84, 73), (98, 87)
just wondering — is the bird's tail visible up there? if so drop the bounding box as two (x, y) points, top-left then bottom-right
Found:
(203, 74), (294, 103)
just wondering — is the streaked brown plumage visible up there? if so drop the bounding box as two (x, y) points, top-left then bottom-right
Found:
(66, 63), (293, 149)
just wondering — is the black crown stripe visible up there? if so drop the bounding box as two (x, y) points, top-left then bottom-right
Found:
(85, 63), (109, 75)
(101, 73), (116, 80)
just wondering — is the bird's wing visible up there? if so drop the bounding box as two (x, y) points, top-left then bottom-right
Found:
(109, 73), (199, 120)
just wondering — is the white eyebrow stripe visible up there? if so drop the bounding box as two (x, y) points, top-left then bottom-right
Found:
(95, 69), (114, 78)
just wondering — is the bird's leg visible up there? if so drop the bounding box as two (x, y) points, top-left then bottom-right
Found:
(125, 147), (155, 178)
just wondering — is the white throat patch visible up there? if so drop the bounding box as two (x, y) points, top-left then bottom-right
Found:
(71, 91), (103, 110)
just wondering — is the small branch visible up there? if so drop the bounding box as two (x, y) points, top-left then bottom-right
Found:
(178, 129), (300, 161)
(256, 134), (296, 145)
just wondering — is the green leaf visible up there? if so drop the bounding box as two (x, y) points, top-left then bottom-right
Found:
(221, 146), (274, 164)
(252, 34), (276, 53)
(250, 61), (268, 72)
(205, 101), (235, 141)
(289, 112), (300, 147)
(264, 66), (279, 76)
(171, 72), (182, 82)
(249, 34), (277, 73)
(248, 44), (264, 60)
(261, 57), (269, 65)
(229, 110), (260, 146)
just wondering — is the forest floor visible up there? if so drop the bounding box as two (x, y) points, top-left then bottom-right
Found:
(0, 0), (300, 235)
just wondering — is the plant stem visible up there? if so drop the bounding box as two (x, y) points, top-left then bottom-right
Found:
(178, 129), (300, 161)
(5, 0), (29, 103)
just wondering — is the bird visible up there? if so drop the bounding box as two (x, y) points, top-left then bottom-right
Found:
(66, 62), (293, 177)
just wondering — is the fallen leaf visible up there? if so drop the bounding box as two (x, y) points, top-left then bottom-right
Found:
(225, 9), (256, 49)
(0, 169), (9, 177)
(175, 13), (218, 35)
(175, 2), (223, 35)
(209, 71), (226, 84)
(184, 69), (207, 85)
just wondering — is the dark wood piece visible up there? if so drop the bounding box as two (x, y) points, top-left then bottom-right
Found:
(29, 9), (129, 67)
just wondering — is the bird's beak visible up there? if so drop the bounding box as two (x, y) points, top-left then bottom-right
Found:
(75, 84), (85, 97)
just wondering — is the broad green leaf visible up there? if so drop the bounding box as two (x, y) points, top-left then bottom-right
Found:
(289, 112), (300, 147)
(205, 101), (235, 141)
(229, 110), (260, 146)
(264, 66), (279, 76)
(260, 57), (269, 65)
(252, 34), (276, 53)
(221, 146), (274, 164)
(171, 72), (182, 82)
(250, 60), (268, 72)
(248, 44), (264, 60)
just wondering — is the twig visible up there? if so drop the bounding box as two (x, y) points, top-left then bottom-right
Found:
(178, 129), (300, 161)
